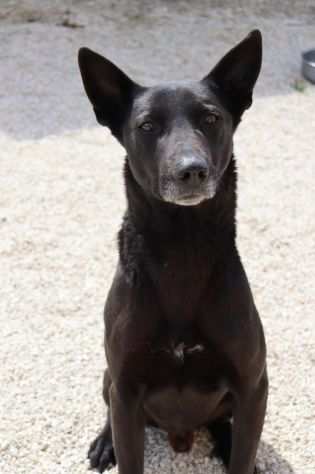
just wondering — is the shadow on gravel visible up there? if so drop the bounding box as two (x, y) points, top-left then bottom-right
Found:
(257, 440), (296, 474)
(143, 427), (296, 474)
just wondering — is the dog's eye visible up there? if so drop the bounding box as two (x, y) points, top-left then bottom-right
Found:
(139, 121), (154, 132)
(204, 113), (219, 125)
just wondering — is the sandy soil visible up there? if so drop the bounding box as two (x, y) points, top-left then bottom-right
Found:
(0, 1), (314, 473)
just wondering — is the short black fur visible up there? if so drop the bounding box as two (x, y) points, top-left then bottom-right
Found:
(78, 30), (268, 474)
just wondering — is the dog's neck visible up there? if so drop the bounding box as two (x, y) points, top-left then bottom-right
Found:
(120, 158), (237, 315)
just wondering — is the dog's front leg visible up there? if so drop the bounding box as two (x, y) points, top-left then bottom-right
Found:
(229, 372), (268, 474)
(110, 384), (145, 474)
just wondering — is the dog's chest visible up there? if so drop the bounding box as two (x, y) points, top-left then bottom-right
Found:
(154, 252), (212, 322)
(165, 340), (205, 364)
(145, 328), (223, 389)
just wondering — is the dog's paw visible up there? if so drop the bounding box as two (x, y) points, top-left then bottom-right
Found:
(210, 443), (231, 468)
(88, 432), (116, 472)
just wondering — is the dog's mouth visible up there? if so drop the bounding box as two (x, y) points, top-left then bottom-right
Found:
(173, 194), (207, 206)
(160, 180), (217, 207)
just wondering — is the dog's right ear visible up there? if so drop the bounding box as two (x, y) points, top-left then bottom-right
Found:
(78, 48), (139, 141)
(203, 30), (262, 121)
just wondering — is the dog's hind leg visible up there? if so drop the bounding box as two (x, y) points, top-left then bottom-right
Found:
(88, 369), (116, 472)
(208, 419), (232, 469)
(208, 418), (258, 473)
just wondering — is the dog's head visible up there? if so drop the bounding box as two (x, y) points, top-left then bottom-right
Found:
(78, 30), (262, 206)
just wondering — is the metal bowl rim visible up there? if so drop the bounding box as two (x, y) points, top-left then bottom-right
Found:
(302, 49), (315, 65)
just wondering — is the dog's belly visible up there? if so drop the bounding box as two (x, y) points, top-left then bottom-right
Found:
(144, 384), (231, 434)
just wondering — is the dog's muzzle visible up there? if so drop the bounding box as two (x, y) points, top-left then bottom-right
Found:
(160, 155), (217, 206)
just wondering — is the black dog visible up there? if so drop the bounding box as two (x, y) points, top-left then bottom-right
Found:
(78, 30), (268, 474)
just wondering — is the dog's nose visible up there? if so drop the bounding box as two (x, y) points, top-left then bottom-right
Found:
(176, 156), (209, 186)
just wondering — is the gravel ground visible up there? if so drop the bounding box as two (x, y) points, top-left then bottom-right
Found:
(0, 1), (314, 473)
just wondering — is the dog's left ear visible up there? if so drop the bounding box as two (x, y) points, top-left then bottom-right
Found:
(203, 30), (262, 119)
(78, 47), (140, 142)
